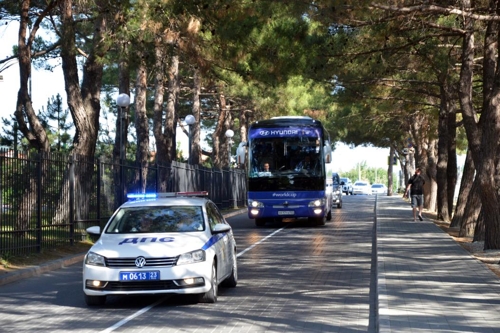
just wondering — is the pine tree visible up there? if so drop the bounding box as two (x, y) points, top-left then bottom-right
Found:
(38, 94), (73, 152)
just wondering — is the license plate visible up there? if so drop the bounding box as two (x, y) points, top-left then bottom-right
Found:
(278, 211), (294, 216)
(119, 271), (160, 281)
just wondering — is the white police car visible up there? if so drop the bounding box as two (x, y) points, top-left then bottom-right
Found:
(82, 192), (237, 306)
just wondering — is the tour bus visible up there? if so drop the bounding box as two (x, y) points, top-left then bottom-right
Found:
(238, 116), (332, 227)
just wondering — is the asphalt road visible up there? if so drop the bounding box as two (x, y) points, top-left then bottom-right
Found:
(0, 195), (377, 333)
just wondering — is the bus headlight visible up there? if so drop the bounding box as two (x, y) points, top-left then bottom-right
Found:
(250, 209), (260, 216)
(248, 200), (264, 208)
(249, 200), (263, 216)
(308, 198), (325, 207)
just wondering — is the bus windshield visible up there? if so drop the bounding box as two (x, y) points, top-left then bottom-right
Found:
(248, 128), (324, 179)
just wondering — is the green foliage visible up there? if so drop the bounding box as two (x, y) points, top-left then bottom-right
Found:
(37, 94), (74, 152)
(0, 253), (13, 269)
(3, 0), (473, 168)
(0, 116), (29, 151)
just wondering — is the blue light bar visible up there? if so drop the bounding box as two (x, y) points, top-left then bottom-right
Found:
(126, 191), (209, 201)
(127, 193), (158, 200)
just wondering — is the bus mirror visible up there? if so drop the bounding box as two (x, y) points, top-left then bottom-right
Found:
(323, 144), (332, 164)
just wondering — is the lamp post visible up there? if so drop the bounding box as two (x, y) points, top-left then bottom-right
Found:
(225, 129), (234, 168)
(358, 162), (361, 181)
(116, 93), (130, 204)
(185, 114), (196, 164)
(116, 93), (131, 161)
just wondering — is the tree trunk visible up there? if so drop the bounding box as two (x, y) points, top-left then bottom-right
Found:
(473, 208), (485, 242)
(458, 177), (481, 238)
(165, 50), (180, 163)
(58, 0), (110, 222)
(423, 138), (437, 213)
(436, 85), (450, 221)
(458, 4), (500, 249)
(387, 145), (395, 196)
(153, 36), (168, 191)
(13, 0), (53, 232)
(478, 10), (500, 250)
(446, 105), (458, 218)
(450, 149), (475, 228)
(211, 93), (231, 169)
(134, 50), (149, 193)
(190, 67), (202, 165)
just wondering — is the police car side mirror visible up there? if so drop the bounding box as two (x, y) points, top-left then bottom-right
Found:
(212, 223), (231, 234)
(340, 181), (345, 185)
(86, 226), (101, 235)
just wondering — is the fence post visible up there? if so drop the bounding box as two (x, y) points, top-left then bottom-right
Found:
(69, 155), (75, 246)
(36, 151), (42, 253)
(97, 157), (101, 229)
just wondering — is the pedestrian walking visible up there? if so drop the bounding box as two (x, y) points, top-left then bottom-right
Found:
(405, 168), (425, 221)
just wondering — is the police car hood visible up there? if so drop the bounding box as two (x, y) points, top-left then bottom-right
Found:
(90, 232), (210, 258)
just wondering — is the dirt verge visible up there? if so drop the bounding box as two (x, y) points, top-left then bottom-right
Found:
(428, 213), (500, 279)
(0, 242), (92, 275)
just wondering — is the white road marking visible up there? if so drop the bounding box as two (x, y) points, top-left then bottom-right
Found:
(99, 226), (286, 332)
(99, 296), (168, 333)
(236, 227), (286, 258)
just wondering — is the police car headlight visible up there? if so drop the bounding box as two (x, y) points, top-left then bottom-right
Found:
(85, 252), (106, 267)
(308, 198), (325, 207)
(248, 200), (264, 208)
(177, 249), (206, 265)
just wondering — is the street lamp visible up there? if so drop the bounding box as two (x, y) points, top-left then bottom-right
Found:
(225, 129), (234, 168)
(185, 114), (196, 164)
(116, 93), (130, 205)
(116, 93), (131, 161)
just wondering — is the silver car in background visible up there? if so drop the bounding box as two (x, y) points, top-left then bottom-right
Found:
(353, 181), (371, 195)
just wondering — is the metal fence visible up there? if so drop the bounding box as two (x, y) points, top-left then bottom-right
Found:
(0, 148), (247, 256)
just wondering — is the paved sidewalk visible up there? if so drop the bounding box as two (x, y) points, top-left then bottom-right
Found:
(376, 196), (500, 333)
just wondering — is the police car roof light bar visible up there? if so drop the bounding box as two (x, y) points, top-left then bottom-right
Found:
(127, 192), (209, 200)
(174, 191), (209, 197)
(127, 193), (158, 200)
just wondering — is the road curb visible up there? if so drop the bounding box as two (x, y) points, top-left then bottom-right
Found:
(0, 253), (86, 286)
(0, 208), (248, 287)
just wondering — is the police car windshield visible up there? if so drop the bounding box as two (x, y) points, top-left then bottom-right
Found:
(105, 206), (204, 233)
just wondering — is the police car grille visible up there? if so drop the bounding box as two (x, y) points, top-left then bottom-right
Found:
(105, 257), (177, 268)
(105, 281), (180, 291)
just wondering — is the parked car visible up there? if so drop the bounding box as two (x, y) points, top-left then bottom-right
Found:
(371, 183), (387, 195)
(331, 172), (343, 208)
(340, 177), (353, 195)
(353, 181), (371, 195)
(82, 191), (237, 306)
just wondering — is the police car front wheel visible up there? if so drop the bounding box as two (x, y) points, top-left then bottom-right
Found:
(222, 251), (238, 288)
(199, 263), (218, 303)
